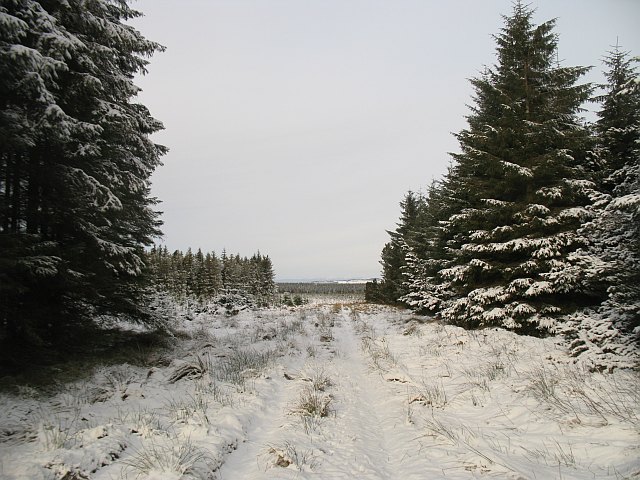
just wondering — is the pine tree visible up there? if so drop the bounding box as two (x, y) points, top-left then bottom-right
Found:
(52, 0), (166, 315)
(241, 253), (275, 305)
(149, 246), (272, 305)
(192, 248), (206, 299)
(595, 46), (640, 194)
(564, 47), (640, 368)
(182, 247), (194, 296)
(203, 251), (223, 296)
(222, 253), (246, 291)
(159, 246), (171, 287)
(401, 176), (461, 313)
(379, 191), (423, 304)
(170, 249), (185, 298)
(256, 253), (276, 305)
(1, 1), (83, 341)
(408, 2), (595, 335)
(0, 0), (166, 346)
(220, 249), (228, 287)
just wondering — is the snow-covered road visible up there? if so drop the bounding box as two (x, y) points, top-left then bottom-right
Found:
(218, 309), (437, 479)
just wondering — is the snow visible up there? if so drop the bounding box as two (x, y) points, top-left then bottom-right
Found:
(536, 186), (563, 200)
(525, 204), (551, 216)
(64, 166), (123, 211)
(524, 280), (553, 297)
(468, 286), (508, 304)
(0, 302), (638, 479)
(611, 192), (640, 212)
(0, 12), (28, 39)
(462, 232), (576, 258)
(558, 207), (590, 221)
(499, 160), (533, 178)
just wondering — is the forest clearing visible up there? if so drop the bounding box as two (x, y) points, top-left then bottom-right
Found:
(1, 2), (639, 479)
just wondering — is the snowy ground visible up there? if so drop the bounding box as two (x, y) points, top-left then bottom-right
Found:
(0, 302), (638, 479)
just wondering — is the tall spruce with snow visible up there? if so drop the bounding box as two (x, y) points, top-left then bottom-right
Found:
(595, 48), (640, 195)
(565, 48), (640, 369)
(400, 178), (460, 312)
(379, 191), (423, 304)
(0, 1), (165, 347)
(250, 253), (276, 306)
(414, 3), (595, 334)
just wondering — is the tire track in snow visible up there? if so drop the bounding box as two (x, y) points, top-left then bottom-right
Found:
(217, 311), (336, 479)
(317, 310), (434, 479)
(218, 307), (435, 479)
(216, 360), (298, 479)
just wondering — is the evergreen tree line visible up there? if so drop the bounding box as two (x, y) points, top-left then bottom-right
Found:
(371, 3), (639, 368)
(0, 0), (166, 348)
(277, 282), (366, 296)
(146, 246), (276, 306)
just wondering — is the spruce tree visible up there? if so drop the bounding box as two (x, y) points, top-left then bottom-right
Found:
(411, 3), (595, 334)
(401, 175), (462, 313)
(595, 46), (640, 194)
(0, 0), (166, 345)
(249, 253), (276, 305)
(379, 191), (423, 304)
(565, 47), (640, 368)
(203, 251), (223, 296)
(191, 248), (205, 298)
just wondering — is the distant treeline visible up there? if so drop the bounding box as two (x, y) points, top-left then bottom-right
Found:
(147, 246), (276, 305)
(277, 282), (366, 295)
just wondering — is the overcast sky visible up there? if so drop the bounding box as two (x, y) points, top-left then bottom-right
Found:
(129, 0), (639, 281)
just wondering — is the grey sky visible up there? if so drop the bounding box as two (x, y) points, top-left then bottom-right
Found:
(129, 0), (639, 281)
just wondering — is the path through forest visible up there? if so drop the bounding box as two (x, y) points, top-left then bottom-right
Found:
(0, 303), (637, 480)
(218, 307), (481, 479)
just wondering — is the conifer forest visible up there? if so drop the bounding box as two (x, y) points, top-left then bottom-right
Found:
(371, 4), (639, 370)
(0, 2), (638, 479)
